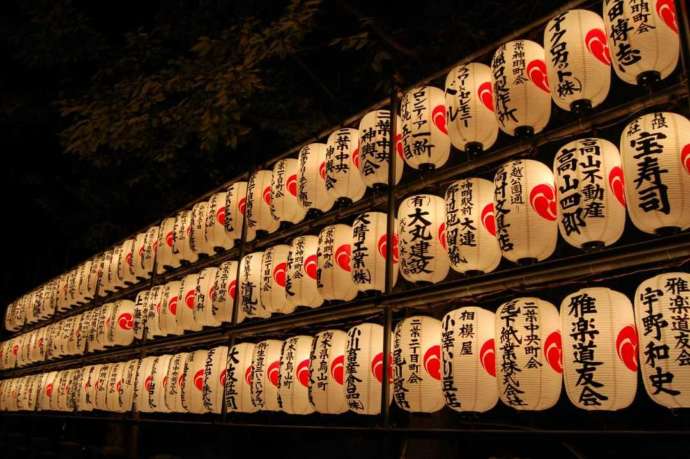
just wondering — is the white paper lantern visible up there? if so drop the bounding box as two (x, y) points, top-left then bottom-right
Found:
(132, 232), (148, 280)
(392, 316), (443, 413)
(194, 267), (219, 328)
(251, 339), (283, 411)
(351, 212), (399, 293)
(137, 226), (159, 280)
(325, 128), (366, 205)
(99, 302), (116, 348)
(190, 201), (213, 256)
(205, 192), (234, 251)
(317, 224), (357, 302)
(620, 112), (690, 234)
(445, 63), (499, 155)
(298, 143), (335, 214)
(98, 251), (114, 296)
(156, 217), (181, 273)
(94, 364), (112, 411)
(225, 181), (248, 242)
(225, 342), (257, 413)
(286, 235), (323, 311)
(603, 0), (680, 86)
(111, 299), (135, 347)
(634, 272), (690, 408)
(159, 280), (183, 336)
(561, 287), (637, 410)
(398, 194), (449, 284)
(77, 365), (95, 412)
(164, 352), (189, 413)
(111, 359), (139, 413)
(174, 210), (198, 264)
(544, 9), (611, 112)
(400, 86), (451, 170)
(132, 290), (149, 341)
(271, 158), (307, 225)
(211, 260), (238, 324)
(152, 355), (174, 413)
(259, 244), (290, 314)
(309, 329), (348, 414)
(278, 335), (315, 415)
(185, 346), (228, 414)
(108, 245), (126, 291)
(247, 170), (280, 240)
(119, 239), (137, 286)
(493, 159), (558, 263)
(344, 322), (392, 415)
(144, 286), (165, 339)
(105, 362), (126, 412)
(554, 138), (626, 248)
(238, 252), (269, 323)
(178, 273), (202, 332)
(358, 110), (404, 188)
(491, 40), (551, 137)
(495, 297), (562, 410)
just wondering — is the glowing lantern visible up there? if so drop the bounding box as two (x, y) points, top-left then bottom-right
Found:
(561, 287), (637, 410)
(400, 86), (451, 170)
(344, 322), (392, 415)
(105, 362), (126, 412)
(309, 329), (348, 414)
(398, 194), (449, 284)
(238, 252), (270, 323)
(225, 342), (257, 413)
(119, 359), (139, 413)
(205, 192), (234, 251)
(111, 299), (135, 347)
(135, 226), (158, 280)
(246, 170), (279, 240)
(174, 210), (198, 264)
(211, 260), (238, 324)
(278, 335), (315, 415)
(164, 352), (189, 413)
(358, 110), (404, 188)
(143, 286), (165, 339)
(554, 138), (626, 248)
(259, 244), (290, 314)
(94, 364), (112, 411)
(156, 217), (181, 274)
(325, 128), (366, 205)
(225, 181), (248, 242)
(317, 224), (357, 302)
(160, 280), (183, 336)
(620, 112), (690, 234)
(491, 40), (551, 137)
(134, 356), (156, 412)
(495, 297), (562, 410)
(194, 267), (219, 328)
(133, 290), (150, 341)
(108, 245), (126, 291)
(119, 239), (137, 286)
(635, 272), (690, 408)
(493, 159), (558, 264)
(351, 212), (399, 293)
(178, 273), (202, 332)
(98, 250), (114, 296)
(185, 346), (228, 414)
(190, 201), (213, 256)
(77, 365), (95, 412)
(544, 9), (611, 112)
(445, 63), (499, 155)
(40, 371), (59, 411)
(286, 235), (323, 311)
(271, 158), (307, 225)
(251, 339), (283, 411)
(603, 0), (679, 86)
(133, 231), (148, 280)
(298, 143), (334, 214)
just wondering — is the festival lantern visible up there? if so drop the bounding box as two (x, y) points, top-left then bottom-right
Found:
(278, 335), (315, 415)
(251, 339), (283, 412)
(77, 366), (95, 412)
(183, 347), (227, 414)
(392, 316), (443, 413)
(298, 143), (335, 215)
(309, 329), (348, 414)
(603, 0), (680, 86)
(160, 280), (183, 336)
(173, 210), (198, 264)
(40, 371), (58, 411)
(177, 273), (203, 333)
(105, 362), (125, 412)
(400, 86), (451, 170)
(445, 62), (499, 155)
(141, 225), (159, 278)
(73, 264), (86, 305)
(493, 159), (558, 264)
(117, 359), (139, 413)
(205, 192), (235, 251)
(56, 273), (70, 310)
(491, 40), (551, 137)
(134, 356), (156, 413)
(109, 244), (127, 290)
(164, 352), (189, 413)
(286, 236), (323, 311)
(351, 212), (399, 293)
(345, 322), (392, 415)
(156, 217), (181, 273)
(98, 251), (114, 296)
(225, 342), (258, 413)
(258, 245), (289, 315)
(94, 364), (112, 411)
(111, 300), (136, 347)
(358, 110), (404, 188)
(544, 9), (611, 113)
(620, 112), (690, 234)
(194, 267), (219, 328)
(398, 194), (449, 284)
(247, 170), (279, 240)
(132, 231), (149, 280)
(561, 287), (637, 410)
(554, 138), (626, 249)
(119, 238), (137, 286)
(180, 350), (208, 413)
(144, 286), (165, 339)
(441, 306), (498, 412)
(271, 158), (307, 225)
(84, 260), (99, 301)
(190, 201), (213, 257)
(325, 128), (366, 205)
(211, 260), (238, 324)
(99, 303), (116, 349)
(317, 224), (357, 302)
(634, 272), (690, 408)
(238, 252), (269, 323)
(132, 290), (149, 341)
(225, 181), (248, 242)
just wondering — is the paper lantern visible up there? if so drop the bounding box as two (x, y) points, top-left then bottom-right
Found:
(309, 329), (348, 414)
(344, 322), (392, 415)
(325, 128), (366, 205)
(225, 181), (248, 242)
(554, 138), (626, 248)
(286, 235), (323, 311)
(247, 170), (279, 240)
(132, 290), (149, 341)
(259, 244), (290, 314)
(444, 63), (499, 155)
(398, 194), (449, 284)
(400, 86), (451, 170)
(119, 239), (137, 286)
(132, 232), (148, 280)
(271, 158), (307, 225)
(40, 371), (58, 411)
(97, 303), (115, 349)
(495, 297), (562, 410)
(194, 267), (219, 328)
(493, 159), (558, 263)
(392, 316), (443, 413)
(111, 299), (135, 347)
(160, 280), (183, 336)
(211, 260), (238, 324)
(205, 192), (234, 251)
(144, 286), (165, 339)
(603, 0), (679, 86)
(441, 306), (498, 412)
(105, 361), (126, 412)
(190, 201), (213, 256)
(544, 9), (611, 112)
(298, 143), (335, 214)
(134, 356), (158, 413)
(317, 224), (357, 302)
(174, 210), (198, 264)
(164, 352), (189, 413)
(351, 212), (399, 293)
(238, 252), (270, 323)
(94, 364), (113, 411)
(141, 225), (159, 279)
(77, 365), (95, 412)
(491, 40), (551, 137)
(108, 245), (126, 291)
(278, 335), (315, 415)
(178, 273), (202, 332)
(150, 355), (175, 412)
(634, 272), (690, 408)
(561, 287), (637, 410)
(98, 251), (114, 296)
(156, 217), (181, 273)
(225, 342), (257, 413)
(184, 346), (228, 414)
(108, 359), (138, 413)
(358, 110), (404, 188)
(620, 112), (690, 234)
(251, 339), (283, 411)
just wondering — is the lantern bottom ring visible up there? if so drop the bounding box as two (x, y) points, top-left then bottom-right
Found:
(514, 126), (534, 139)
(570, 99), (592, 116)
(637, 71), (661, 89)
(465, 142), (483, 159)
(336, 197), (353, 209)
(463, 269), (485, 277)
(581, 240), (605, 251)
(655, 226), (682, 236)
(516, 257), (538, 266)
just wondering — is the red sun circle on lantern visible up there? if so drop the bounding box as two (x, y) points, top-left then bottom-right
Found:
(162, 376), (168, 387)
(118, 313), (134, 330)
(477, 81), (494, 112)
(352, 148), (361, 169)
(273, 262), (287, 287)
(138, 244), (145, 261)
(530, 183), (557, 221)
(165, 231), (174, 248)
(330, 354), (344, 385)
(526, 59), (550, 92)
(238, 197), (246, 215)
(335, 244), (352, 272)
(144, 375), (153, 392)
(432, 105), (448, 135)
(220, 369), (227, 387)
(263, 186), (272, 206)
(681, 144), (690, 175)
(319, 162), (327, 180)
(228, 280), (237, 300)
(267, 361), (280, 387)
(115, 380), (123, 393)
(371, 352), (393, 383)
(616, 325), (639, 372)
(423, 345), (442, 380)
(168, 296), (178, 316)
(46, 383), (53, 397)
(377, 234), (399, 263)
(125, 251), (133, 267)
(438, 223), (447, 250)
(296, 359), (310, 387)
(544, 331), (563, 373)
(585, 29), (611, 66)
(286, 174), (298, 197)
(185, 289), (196, 310)
(245, 366), (253, 385)
(657, 0), (678, 33)
(481, 203), (497, 236)
(304, 255), (318, 280)
(608, 166), (626, 206)
(194, 369), (204, 391)
(480, 338), (496, 377)
(395, 133), (404, 159)
(216, 206), (226, 225)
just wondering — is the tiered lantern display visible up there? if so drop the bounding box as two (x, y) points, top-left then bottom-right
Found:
(400, 86), (451, 170)
(358, 110), (404, 188)
(298, 143), (334, 213)
(286, 236), (323, 311)
(278, 335), (315, 415)
(344, 322), (391, 415)
(309, 329), (348, 414)
(225, 342), (257, 413)
(325, 128), (366, 205)
(271, 159), (306, 225)
(246, 170), (279, 240)
(351, 212), (398, 293)
(317, 224), (357, 302)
